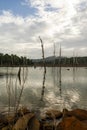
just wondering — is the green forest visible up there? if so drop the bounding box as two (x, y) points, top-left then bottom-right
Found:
(0, 53), (33, 66)
(0, 53), (87, 67)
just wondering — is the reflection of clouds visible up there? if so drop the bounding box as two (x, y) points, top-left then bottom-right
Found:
(0, 67), (87, 110)
(23, 88), (41, 102)
(65, 89), (80, 102)
(22, 88), (48, 109)
(45, 92), (64, 109)
(0, 93), (8, 105)
(62, 89), (80, 109)
(45, 89), (80, 110)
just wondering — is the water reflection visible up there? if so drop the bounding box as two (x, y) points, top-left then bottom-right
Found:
(40, 66), (46, 101)
(0, 67), (87, 111)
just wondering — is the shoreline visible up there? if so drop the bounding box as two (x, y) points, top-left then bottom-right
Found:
(0, 107), (87, 130)
(0, 65), (87, 67)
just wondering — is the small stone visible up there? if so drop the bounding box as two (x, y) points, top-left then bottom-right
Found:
(63, 108), (87, 121)
(12, 113), (34, 130)
(28, 117), (40, 130)
(17, 107), (30, 116)
(57, 116), (87, 130)
(42, 121), (54, 130)
(46, 109), (62, 119)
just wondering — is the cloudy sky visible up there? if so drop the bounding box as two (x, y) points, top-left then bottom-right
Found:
(0, 0), (87, 58)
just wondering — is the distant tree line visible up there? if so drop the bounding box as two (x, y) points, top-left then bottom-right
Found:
(0, 53), (87, 67)
(0, 53), (33, 66)
(32, 56), (87, 67)
(54, 57), (87, 67)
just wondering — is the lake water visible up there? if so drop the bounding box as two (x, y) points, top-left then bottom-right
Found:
(0, 67), (87, 112)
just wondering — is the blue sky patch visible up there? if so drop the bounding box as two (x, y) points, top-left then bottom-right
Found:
(0, 0), (37, 17)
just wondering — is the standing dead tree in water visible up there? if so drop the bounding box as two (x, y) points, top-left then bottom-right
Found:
(53, 43), (56, 66)
(39, 36), (46, 101)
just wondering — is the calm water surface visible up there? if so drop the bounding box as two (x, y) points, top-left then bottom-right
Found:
(0, 67), (87, 112)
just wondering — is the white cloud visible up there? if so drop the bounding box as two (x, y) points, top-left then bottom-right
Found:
(0, 11), (24, 25)
(0, 0), (87, 58)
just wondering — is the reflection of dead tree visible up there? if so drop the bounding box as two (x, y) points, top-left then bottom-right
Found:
(41, 69), (46, 101)
(59, 44), (62, 96)
(6, 67), (13, 113)
(15, 58), (28, 112)
(6, 67), (11, 113)
(5, 56), (28, 114)
(39, 36), (46, 101)
(18, 67), (21, 85)
(73, 51), (76, 85)
(52, 43), (56, 88)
